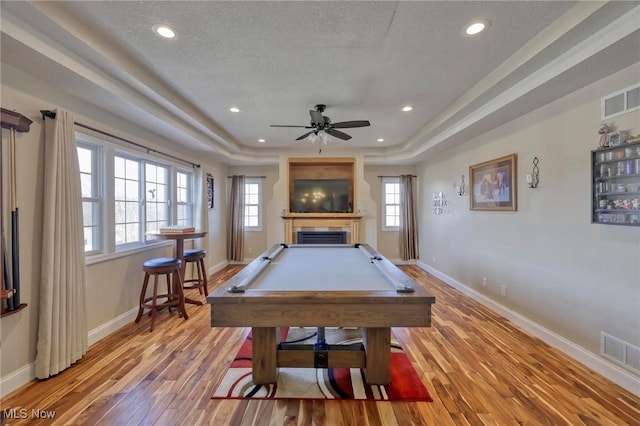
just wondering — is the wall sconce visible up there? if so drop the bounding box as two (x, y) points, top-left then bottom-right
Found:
(455, 175), (466, 196)
(526, 157), (540, 188)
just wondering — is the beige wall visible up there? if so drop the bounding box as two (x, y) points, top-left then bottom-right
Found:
(363, 165), (417, 259)
(3, 58), (638, 396)
(231, 154), (380, 259)
(226, 165), (280, 260)
(417, 63), (640, 361)
(0, 71), (228, 392)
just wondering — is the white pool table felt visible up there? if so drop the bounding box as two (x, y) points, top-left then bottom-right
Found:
(245, 245), (398, 291)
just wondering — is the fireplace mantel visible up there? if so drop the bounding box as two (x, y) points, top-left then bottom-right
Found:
(282, 213), (363, 244)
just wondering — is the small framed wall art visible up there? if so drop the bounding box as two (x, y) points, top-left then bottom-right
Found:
(207, 174), (214, 209)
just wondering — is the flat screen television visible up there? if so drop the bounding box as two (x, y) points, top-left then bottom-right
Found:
(291, 179), (352, 213)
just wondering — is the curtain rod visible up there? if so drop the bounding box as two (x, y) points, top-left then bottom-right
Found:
(40, 110), (200, 168)
(227, 175), (266, 178)
(377, 175), (417, 178)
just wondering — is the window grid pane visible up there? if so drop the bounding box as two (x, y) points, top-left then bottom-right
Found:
(78, 145), (100, 253)
(244, 181), (260, 229)
(114, 156), (141, 245)
(383, 180), (400, 229)
(176, 171), (193, 227)
(145, 163), (169, 234)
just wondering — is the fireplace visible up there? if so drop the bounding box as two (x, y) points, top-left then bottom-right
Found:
(297, 231), (347, 244)
(282, 213), (362, 244)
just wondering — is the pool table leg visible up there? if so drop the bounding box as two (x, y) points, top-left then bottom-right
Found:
(252, 327), (277, 384)
(363, 327), (391, 385)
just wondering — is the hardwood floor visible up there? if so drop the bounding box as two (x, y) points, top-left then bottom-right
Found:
(2, 265), (638, 425)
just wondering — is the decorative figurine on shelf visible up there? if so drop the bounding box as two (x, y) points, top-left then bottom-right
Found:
(598, 125), (611, 148)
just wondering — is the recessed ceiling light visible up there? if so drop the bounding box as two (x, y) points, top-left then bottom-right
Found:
(229, 107), (240, 113)
(152, 24), (176, 39)
(377, 138), (385, 142)
(258, 139), (266, 143)
(464, 20), (490, 36)
(402, 106), (413, 112)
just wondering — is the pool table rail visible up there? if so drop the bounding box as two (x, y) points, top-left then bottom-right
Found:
(207, 243), (436, 385)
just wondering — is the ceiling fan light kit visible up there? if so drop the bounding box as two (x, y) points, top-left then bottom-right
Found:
(271, 104), (370, 143)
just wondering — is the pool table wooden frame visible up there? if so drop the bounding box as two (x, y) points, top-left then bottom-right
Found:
(207, 243), (435, 385)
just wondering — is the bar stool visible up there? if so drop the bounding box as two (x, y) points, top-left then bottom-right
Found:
(183, 249), (209, 296)
(135, 257), (187, 332)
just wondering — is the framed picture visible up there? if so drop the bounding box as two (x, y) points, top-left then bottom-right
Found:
(469, 153), (517, 211)
(207, 174), (214, 209)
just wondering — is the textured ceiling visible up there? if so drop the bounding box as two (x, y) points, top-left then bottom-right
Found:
(1, 1), (639, 164)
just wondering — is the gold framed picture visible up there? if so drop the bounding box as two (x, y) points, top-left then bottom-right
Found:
(469, 153), (517, 211)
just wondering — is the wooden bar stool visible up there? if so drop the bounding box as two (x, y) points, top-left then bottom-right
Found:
(182, 249), (209, 296)
(135, 257), (187, 332)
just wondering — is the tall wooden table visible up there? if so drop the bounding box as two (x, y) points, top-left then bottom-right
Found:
(148, 231), (207, 306)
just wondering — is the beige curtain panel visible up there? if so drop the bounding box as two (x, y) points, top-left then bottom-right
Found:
(226, 175), (245, 262)
(36, 109), (88, 378)
(399, 174), (419, 261)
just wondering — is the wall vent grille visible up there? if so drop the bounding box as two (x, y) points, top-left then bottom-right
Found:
(601, 83), (640, 120)
(601, 332), (640, 375)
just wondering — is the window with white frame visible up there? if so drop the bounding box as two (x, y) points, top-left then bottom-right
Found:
(176, 170), (193, 227)
(77, 143), (101, 254)
(244, 178), (261, 230)
(76, 133), (195, 256)
(382, 177), (400, 230)
(144, 162), (170, 234)
(114, 155), (142, 246)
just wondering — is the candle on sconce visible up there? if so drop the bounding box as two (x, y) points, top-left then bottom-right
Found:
(526, 174), (533, 184)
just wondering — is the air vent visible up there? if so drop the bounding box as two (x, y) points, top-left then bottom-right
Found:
(601, 83), (640, 120)
(601, 332), (640, 374)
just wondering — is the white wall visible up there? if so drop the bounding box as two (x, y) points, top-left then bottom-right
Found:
(363, 164), (417, 260)
(3, 59), (638, 397)
(417, 64), (640, 386)
(226, 165), (280, 260)
(0, 68), (228, 396)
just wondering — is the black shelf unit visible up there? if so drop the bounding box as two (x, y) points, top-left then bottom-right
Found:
(591, 139), (640, 226)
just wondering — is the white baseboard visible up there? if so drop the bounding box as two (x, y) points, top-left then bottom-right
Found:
(0, 363), (34, 399)
(2, 259), (231, 399)
(1, 307), (139, 398)
(208, 259), (229, 276)
(416, 260), (640, 397)
(88, 307), (139, 347)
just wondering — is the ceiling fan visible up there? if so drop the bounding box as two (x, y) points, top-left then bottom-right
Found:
(271, 104), (370, 142)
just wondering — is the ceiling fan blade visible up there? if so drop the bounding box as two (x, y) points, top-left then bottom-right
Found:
(326, 128), (352, 140)
(331, 120), (370, 129)
(270, 125), (313, 128)
(309, 110), (325, 126)
(295, 131), (316, 141)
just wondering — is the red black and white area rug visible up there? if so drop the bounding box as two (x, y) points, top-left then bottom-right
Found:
(211, 327), (432, 401)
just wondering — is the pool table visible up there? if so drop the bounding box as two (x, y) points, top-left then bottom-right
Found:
(207, 243), (435, 385)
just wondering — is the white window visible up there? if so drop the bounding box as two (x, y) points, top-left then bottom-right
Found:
(382, 177), (400, 230)
(77, 143), (102, 254)
(114, 155), (142, 246)
(145, 162), (170, 234)
(244, 179), (261, 230)
(77, 132), (195, 257)
(176, 170), (193, 227)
